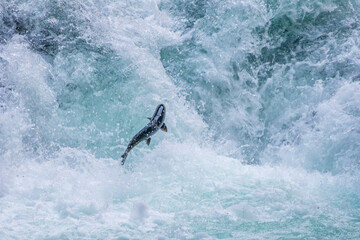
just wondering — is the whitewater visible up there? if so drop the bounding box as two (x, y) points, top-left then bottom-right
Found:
(0, 0), (359, 239)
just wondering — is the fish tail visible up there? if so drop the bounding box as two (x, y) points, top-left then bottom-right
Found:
(121, 152), (128, 165)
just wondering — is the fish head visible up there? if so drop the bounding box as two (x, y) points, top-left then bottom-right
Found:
(153, 104), (166, 125)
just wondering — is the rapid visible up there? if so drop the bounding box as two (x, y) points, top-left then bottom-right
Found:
(0, 0), (359, 239)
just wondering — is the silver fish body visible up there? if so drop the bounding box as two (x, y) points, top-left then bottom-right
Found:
(121, 104), (167, 165)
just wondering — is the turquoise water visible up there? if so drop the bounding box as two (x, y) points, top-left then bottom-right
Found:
(0, 0), (359, 239)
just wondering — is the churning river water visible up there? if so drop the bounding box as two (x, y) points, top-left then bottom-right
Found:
(0, 0), (360, 239)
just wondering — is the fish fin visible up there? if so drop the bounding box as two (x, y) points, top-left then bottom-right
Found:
(146, 138), (151, 146)
(147, 117), (152, 120)
(161, 123), (167, 132)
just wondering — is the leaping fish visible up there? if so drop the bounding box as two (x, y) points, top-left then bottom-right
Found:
(121, 104), (167, 165)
